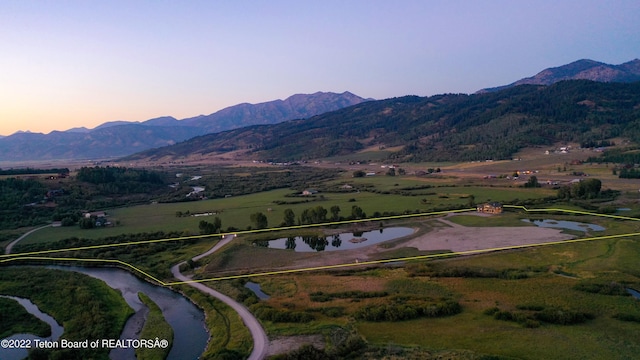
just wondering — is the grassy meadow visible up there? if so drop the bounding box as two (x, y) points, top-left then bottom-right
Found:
(6, 149), (640, 359)
(240, 235), (640, 359)
(20, 177), (555, 246)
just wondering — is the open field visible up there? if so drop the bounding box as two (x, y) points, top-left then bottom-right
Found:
(5, 145), (640, 359)
(236, 232), (640, 359)
(20, 182), (555, 245)
(193, 208), (639, 276)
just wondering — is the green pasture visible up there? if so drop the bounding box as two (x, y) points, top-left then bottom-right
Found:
(249, 235), (640, 359)
(21, 183), (554, 245)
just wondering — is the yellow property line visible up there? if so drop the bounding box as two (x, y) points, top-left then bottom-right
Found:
(164, 230), (640, 285)
(6, 230), (640, 287)
(1, 208), (476, 259)
(504, 205), (640, 222)
(0, 256), (167, 285)
(3, 206), (640, 286)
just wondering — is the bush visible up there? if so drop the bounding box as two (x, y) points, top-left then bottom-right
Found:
(573, 281), (630, 296)
(309, 290), (388, 302)
(251, 304), (314, 323)
(612, 313), (640, 323)
(487, 305), (591, 327)
(355, 300), (461, 322)
(534, 307), (594, 325)
(516, 304), (546, 311)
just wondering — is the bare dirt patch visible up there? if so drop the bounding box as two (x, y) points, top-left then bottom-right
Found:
(267, 335), (324, 356)
(286, 217), (575, 271)
(402, 219), (574, 253)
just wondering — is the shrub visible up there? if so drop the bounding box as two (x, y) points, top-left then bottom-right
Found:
(534, 307), (594, 325)
(355, 300), (461, 322)
(573, 281), (630, 296)
(612, 313), (640, 323)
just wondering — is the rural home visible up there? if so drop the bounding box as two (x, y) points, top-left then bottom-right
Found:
(84, 211), (106, 218)
(477, 202), (503, 214)
(302, 189), (318, 196)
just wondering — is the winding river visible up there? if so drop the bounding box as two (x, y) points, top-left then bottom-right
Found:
(0, 295), (64, 360)
(51, 266), (209, 360)
(1, 266), (208, 360)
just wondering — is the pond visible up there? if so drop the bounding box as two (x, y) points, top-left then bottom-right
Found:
(521, 219), (605, 232)
(256, 227), (415, 252)
(245, 281), (270, 300)
(0, 296), (65, 360)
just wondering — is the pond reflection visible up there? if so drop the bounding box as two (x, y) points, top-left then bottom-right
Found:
(256, 227), (414, 252)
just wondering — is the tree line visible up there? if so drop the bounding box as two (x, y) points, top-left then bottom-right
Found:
(249, 204), (367, 230)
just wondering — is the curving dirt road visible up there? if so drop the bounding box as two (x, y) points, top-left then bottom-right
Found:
(5, 224), (51, 254)
(171, 235), (269, 360)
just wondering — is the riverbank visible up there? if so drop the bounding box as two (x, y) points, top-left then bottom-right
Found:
(0, 267), (132, 360)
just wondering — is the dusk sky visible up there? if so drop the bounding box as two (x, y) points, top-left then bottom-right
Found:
(1, 1), (639, 136)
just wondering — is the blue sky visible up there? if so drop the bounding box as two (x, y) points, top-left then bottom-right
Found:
(1, 0), (639, 135)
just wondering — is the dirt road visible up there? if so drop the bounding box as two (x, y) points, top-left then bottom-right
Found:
(171, 235), (269, 360)
(5, 224), (51, 254)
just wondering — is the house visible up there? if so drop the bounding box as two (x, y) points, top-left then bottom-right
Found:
(477, 202), (503, 214)
(340, 184), (353, 190)
(302, 189), (318, 196)
(84, 211), (106, 218)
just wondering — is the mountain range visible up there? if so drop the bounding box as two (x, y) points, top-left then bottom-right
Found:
(3, 58), (639, 162)
(0, 92), (369, 161)
(480, 59), (640, 92)
(126, 79), (640, 163)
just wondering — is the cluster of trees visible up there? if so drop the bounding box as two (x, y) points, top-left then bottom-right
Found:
(524, 175), (541, 188)
(77, 166), (165, 185)
(0, 167), (69, 176)
(557, 178), (602, 200)
(78, 215), (99, 229)
(285, 205), (365, 226)
(76, 166), (167, 195)
(199, 218), (222, 234)
(0, 177), (52, 229)
(618, 167), (640, 179)
(580, 140), (614, 148)
(252, 205), (367, 231)
(250, 212), (269, 229)
(588, 147), (640, 164)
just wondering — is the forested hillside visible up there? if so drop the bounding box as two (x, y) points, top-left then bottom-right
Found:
(126, 80), (640, 162)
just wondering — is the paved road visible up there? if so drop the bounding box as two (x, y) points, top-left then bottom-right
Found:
(171, 235), (269, 360)
(5, 224), (52, 254)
